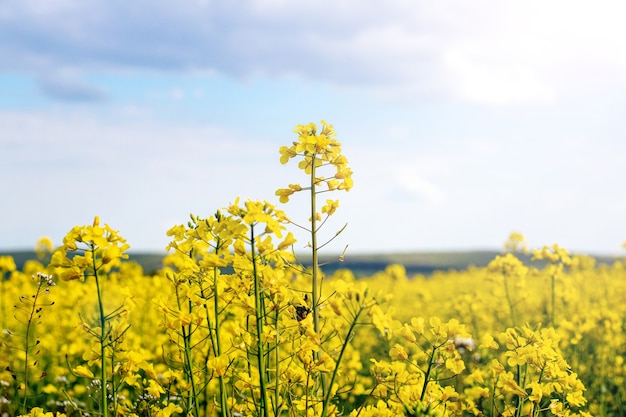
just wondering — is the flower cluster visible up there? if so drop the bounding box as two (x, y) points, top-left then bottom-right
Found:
(1, 123), (612, 417)
(50, 216), (130, 281)
(275, 120), (353, 203)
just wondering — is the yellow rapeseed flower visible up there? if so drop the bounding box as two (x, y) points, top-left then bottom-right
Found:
(321, 199), (339, 216)
(72, 365), (95, 379)
(410, 317), (426, 335)
(207, 354), (230, 377)
(389, 344), (409, 361)
(528, 381), (543, 403)
(277, 232), (297, 250)
(277, 121), (353, 203)
(146, 379), (165, 398)
(0, 255), (16, 273)
(480, 333), (499, 350)
(445, 356), (466, 374)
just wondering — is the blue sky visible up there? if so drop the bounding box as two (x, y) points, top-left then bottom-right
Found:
(1, 0), (626, 256)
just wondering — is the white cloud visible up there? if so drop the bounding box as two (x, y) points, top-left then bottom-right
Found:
(2, 1), (626, 256)
(393, 166), (447, 206)
(3, 0), (626, 104)
(0, 109), (284, 250)
(443, 46), (555, 105)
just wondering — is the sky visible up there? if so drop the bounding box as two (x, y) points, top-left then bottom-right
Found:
(1, 0), (626, 257)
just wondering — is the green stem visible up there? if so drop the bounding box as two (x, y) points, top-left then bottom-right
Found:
(515, 364), (523, 417)
(309, 153), (328, 401)
(322, 306), (363, 416)
(20, 279), (44, 414)
(183, 317), (201, 417)
(110, 348), (118, 416)
(490, 375), (499, 417)
(199, 287), (215, 413)
(353, 382), (381, 417)
(251, 224), (271, 417)
(92, 247), (108, 417)
(213, 265), (229, 417)
(200, 234), (229, 417)
(531, 368), (545, 417)
(211, 240), (223, 351)
(310, 154), (320, 336)
(176, 284), (200, 417)
(94, 280), (107, 416)
(274, 306), (281, 417)
(420, 345), (438, 402)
